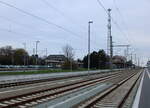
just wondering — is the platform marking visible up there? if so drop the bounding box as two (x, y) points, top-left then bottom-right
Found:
(132, 70), (145, 108)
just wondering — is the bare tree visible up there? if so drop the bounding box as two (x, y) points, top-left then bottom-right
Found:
(62, 44), (78, 70)
(62, 44), (74, 61)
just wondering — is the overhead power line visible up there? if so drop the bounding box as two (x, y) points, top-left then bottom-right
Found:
(111, 18), (131, 43)
(40, 0), (67, 18)
(0, 15), (44, 32)
(96, 0), (131, 44)
(40, 0), (87, 30)
(0, 1), (81, 38)
(40, 0), (100, 45)
(41, 0), (102, 47)
(96, 0), (107, 13)
(0, 15), (72, 38)
(0, 0), (106, 52)
(113, 0), (131, 43)
(0, 0), (101, 48)
(113, 0), (122, 17)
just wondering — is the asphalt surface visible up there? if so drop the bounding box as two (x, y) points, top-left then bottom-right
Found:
(139, 69), (150, 108)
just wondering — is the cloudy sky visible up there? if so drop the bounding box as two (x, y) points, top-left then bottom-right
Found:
(0, 0), (149, 65)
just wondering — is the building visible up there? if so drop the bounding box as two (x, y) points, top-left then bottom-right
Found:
(112, 55), (127, 68)
(45, 55), (66, 68)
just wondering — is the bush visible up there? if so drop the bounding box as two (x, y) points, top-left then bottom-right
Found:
(62, 60), (78, 70)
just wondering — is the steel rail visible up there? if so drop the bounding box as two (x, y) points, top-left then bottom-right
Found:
(74, 70), (142, 108)
(0, 70), (133, 108)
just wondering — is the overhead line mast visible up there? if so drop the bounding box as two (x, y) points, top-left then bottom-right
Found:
(107, 9), (113, 68)
(107, 9), (113, 58)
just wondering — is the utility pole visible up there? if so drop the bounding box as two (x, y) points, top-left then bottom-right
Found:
(130, 53), (133, 68)
(33, 48), (35, 65)
(23, 43), (26, 66)
(45, 48), (48, 66)
(88, 20), (93, 76)
(11, 51), (14, 65)
(45, 48), (47, 57)
(70, 58), (72, 72)
(134, 54), (137, 66)
(35, 41), (40, 65)
(107, 9), (113, 69)
(126, 45), (129, 60)
(138, 58), (140, 67)
(131, 53), (133, 63)
(33, 48), (35, 55)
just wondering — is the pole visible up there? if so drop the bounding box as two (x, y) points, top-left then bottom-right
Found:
(11, 51), (14, 65)
(45, 48), (47, 57)
(35, 41), (40, 65)
(107, 9), (113, 69)
(138, 58), (140, 67)
(23, 43), (26, 66)
(131, 53), (133, 68)
(110, 36), (113, 58)
(135, 54), (137, 66)
(88, 21), (93, 76)
(126, 45), (129, 61)
(45, 48), (48, 66)
(70, 59), (72, 71)
(33, 48), (35, 55)
(123, 49), (126, 68)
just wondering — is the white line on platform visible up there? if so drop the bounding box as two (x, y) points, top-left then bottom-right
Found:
(132, 70), (145, 108)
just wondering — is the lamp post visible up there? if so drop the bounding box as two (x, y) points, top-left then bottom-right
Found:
(88, 20), (93, 76)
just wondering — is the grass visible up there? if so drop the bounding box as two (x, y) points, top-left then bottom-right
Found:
(0, 68), (90, 75)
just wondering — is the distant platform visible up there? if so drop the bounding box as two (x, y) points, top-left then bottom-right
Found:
(0, 69), (113, 82)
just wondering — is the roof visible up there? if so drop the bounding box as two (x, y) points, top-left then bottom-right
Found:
(46, 55), (66, 61)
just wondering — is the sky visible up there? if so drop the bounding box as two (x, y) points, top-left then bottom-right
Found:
(0, 0), (149, 66)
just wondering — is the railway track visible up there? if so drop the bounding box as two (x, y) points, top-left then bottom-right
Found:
(74, 70), (142, 108)
(0, 70), (139, 108)
(0, 70), (119, 89)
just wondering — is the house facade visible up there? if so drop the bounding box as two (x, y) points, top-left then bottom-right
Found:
(45, 55), (66, 68)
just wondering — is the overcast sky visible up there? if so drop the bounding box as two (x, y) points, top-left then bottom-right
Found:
(0, 0), (149, 65)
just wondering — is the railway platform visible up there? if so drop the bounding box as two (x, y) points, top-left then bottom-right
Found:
(132, 68), (150, 108)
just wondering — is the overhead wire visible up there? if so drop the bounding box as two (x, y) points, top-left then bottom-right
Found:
(0, 15), (75, 39)
(40, 0), (100, 46)
(0, 16), (32, 30)
(96, 0), (138, 59)
(96, 0), (131, 44)
(0, 15), (50, 36)
(0, 15), (50, 34)
(113, 0), (123, 18)
(112, 0), (137, 54)
(0, 0), (116, 55)
(40, 0), (68, 20)
(0, 1), (82, 39)
(96, 0), (107, 13)
(112, 0), (131, 44)
(0, 0), (101, 49)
